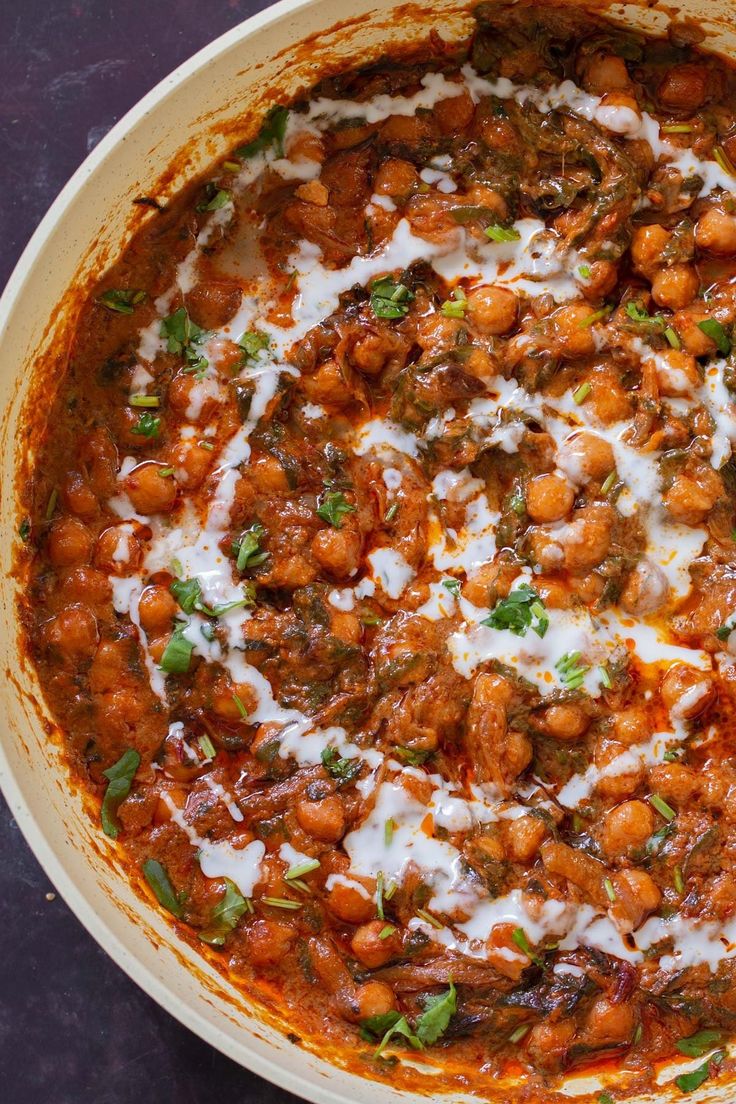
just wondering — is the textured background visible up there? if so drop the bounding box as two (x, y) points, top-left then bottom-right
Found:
(0, 2), (300, 1101)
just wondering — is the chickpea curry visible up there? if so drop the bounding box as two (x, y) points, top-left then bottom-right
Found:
(20, 1), (736, 1098)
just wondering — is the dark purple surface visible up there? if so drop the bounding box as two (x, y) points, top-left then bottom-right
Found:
(0, 3), (302, 1101)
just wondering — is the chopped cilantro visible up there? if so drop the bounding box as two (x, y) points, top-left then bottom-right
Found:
(370, 277), (414, 319)
(99, 288), (145, 314)
(317, 490), (356, 528)
(101, 748), (140, 839)
(199, 880), (250, 945)
(481, 584), (548, 638)
(159, 623), (194, 675)
(131, 411), (161, 438)
(234, 105), (289, 159)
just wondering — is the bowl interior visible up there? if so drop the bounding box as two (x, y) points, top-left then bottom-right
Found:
(2, 1), (736, 1101)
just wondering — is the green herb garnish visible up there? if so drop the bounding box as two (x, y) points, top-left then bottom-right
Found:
(232, 523), (269, 571)
(101, 748), (140, 839)
(99, 288), (145, 314)
(677, 1029), (723, 1058)
(238, 330), (270, 360)
(674, 1050), (725, 1093)
(131, 411), (161, 438)
(317, 490), (356, 528)
(481, 584), (548, 638)
(159, 623), (194, 675)
(170, 576), (253, 618)
(485, 224), (521, 243)
(650, 793), (676, 821)
(555, 651), (589, 690)
(199, 880), (250, 945)
(321, 747), (362, 785)
(235, 105), (289, 159)
(196, 187), (231, 213)
(442, 578), (461, 597)
(698, 318), (731, 355)
(512, 927), (543, 967)
(370, 277), (415, 320)
(415, 981), (456, 1045)
(142, 858), (183, 918)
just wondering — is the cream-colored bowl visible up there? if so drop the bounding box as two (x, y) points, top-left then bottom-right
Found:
(2, 1), (736, 1100)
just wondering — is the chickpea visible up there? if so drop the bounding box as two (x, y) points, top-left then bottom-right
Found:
(373, 158), (419, 197)
(210, 680), (258, 721)
(138, 585), (177, 635)
(433, 89), (475, 134)
(123, 461), (178, 515)
(582, 997), (635, 1047)
(581, 52), (631, 95)
(311, 527), (361, 578)
(651, 349), (701, 397)
(595, 740), (644, 801)
(301, 360), (352, 406)
(502, 814), (548, 863)
(296, 796), (346, 842)
(244, 918), (295, 966)
(673, 307), (720, 357)
(354, 981), (397, 1019)
(580, 259), (618, 300)
(251, 455), (291, 494)
(462, 560), (516, 608)
(61, 471), (98, 518)
(287, 131), (324, 164)
(648, 762), (699, 804)
(326, 878), (375, 924)
(57, 566), (111, 610)
(658, 63), (710, 111)
(295, 180), (329, 206)
(611, 708), (649, 747)
(620, 558), (670, 616)
(556, 432), (615, 487)
(527, 1020), (576, 1071)
(551, 303), (597, 358)
(486, 922), (527, 981)
(631, 224), (671, 278)
(535, 577), (570, 609)
(696, 207), (736, 255)
(526, 473), (575, 524)
(601, 800), (655, 858)
(330, 610), (361, 644)
(168, 440), (213, 489)
(539, 703), (590, 741)
(650, 263), (699, 310)
(44, 604), (99, 660)
(94, 525), (142, 574)
(663, 463), (723, 526)
(351, 920), (400, 968)
(561, 504), (614, 574)
(466, 286), (518, 335)
(168, 373), (220, 423)
(48, 516), (93, 568)
(610, 868), (661, 932)
(661, 664), (715, 719)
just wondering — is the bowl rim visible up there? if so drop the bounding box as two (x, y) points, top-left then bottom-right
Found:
(0, 0), (383, 1098)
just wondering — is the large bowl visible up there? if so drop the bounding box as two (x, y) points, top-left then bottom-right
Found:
(2, 0), (736, 1100)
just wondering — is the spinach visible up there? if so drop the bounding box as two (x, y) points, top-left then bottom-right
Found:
(101, 748), (140, 839)
(199, 880), (250, 945)
(142, 859), (183, 918)
(235, 105), (289, 159)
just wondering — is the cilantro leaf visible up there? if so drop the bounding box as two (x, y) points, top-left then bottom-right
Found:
(232, 523), (269, 571)
(481, 584), (548, 638)
(160, 308), (208, 376)
(101, 748), (140, 839)
(99, 288), (145, 314)
(317, 490), (356, 528)
(321, 747), (362, 785)
(170, 576), (254, 618)
(238, 330), (270, 360)
(485, 224), (521, 243)
(131, 411), (161, 438)
(235, 105), (289, 159)
(370, 277), (414, 320)
(159, 623), (194, 675)
(142, 858), (183, 918)
(199, 880), (249, 945)
(698, 318), (731, 355)
(415, 981), (456, 1045)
